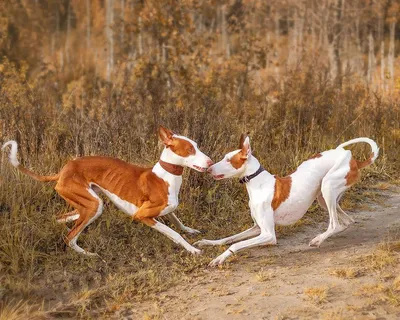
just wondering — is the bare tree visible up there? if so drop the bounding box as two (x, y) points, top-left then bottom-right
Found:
(388, 21), (396, 90)
(86, 0), (91, 49)
(367, 32), (375, 85)
(106, 0), (114, 81)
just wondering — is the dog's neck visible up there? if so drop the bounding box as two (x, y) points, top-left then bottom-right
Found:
(152, 148), (184, 187)
(241, 155), (273, 187)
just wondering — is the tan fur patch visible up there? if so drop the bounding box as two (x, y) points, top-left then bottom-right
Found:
(230, 150), (247, 169)
(169, 138), (195, 157)
(356, 152), (373, 169)
(309, 153), (322, 160)
(17, 165), (59, 182)
(271, 176), (292, 210)
(345, 158), (360, 186)
(239, 134), (247, 149)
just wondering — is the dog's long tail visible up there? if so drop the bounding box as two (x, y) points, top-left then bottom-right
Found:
(336, 137), (379, 169)
(2, 140), (60, 182)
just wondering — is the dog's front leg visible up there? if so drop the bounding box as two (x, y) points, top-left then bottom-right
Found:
(134, 201), (201, 255)
(166, 213), (201, 235)
(209, 206), (276, 266)
(194, 225), (260, 247)
(147, 218), (202, 255)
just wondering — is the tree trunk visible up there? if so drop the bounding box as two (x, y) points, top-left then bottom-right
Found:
(138, 17), (143, 55)
(388, 21), (396, 90)
(221, 5), (230, 58)
(65, 0), (71, 65)
(333, 0), (344, 87)
(106, 0), (114, 81)
(120, 0), (125, 46)
(86, 0), (91, 49)
(380, 40), (385, 91)
(367, 32), (375, 85)
(274, 13), (280, 82)
(310, 1), (315, 51)
(288, 7), (298, 65)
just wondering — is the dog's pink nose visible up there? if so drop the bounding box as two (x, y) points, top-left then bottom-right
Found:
(206, 159), (214, 167)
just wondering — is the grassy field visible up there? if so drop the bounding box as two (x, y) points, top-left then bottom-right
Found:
(1, 60), (400, 318)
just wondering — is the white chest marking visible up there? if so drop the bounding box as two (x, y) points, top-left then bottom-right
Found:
(152, 162), (182, 216)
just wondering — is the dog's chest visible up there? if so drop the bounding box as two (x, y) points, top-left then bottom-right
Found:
(159, 176), (182, 216)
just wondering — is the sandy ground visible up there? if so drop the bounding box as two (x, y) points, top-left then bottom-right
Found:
(118, 188), (400, 320)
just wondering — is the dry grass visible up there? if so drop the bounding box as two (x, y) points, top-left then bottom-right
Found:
(0, 58), (399, 317)
(321, 309), (346, 320)
(255, 269), (274, 282)
(329, 267), (363, 279)
(350, 239), (400, 308)
(0, 300), (46, 320)
(356, 243), (397, 272)
(304, 286), (329, 304)
(355, 283), (400, 307)
(393, 277), (400, 292)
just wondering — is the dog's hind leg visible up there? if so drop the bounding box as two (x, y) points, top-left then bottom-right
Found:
(166, 213), (201, 235)
(337, 203), (355, 226)
(56, 209), (79, 223)
(317, 193), (328, 211)
(317, 192), (354, 226)
(335, 192), (355, 226)
(309, 153), (352, 247)
(56, 183), (103, 255)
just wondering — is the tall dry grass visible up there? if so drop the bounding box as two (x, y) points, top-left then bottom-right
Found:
(0, 59), (399, 317)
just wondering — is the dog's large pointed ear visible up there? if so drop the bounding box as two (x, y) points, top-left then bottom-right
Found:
(159, 126), (174, 146)
(240, 134), (251, 159)
(239, 133), (246, 149)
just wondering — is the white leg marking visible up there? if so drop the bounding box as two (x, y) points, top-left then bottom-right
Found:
(309, 153), (353, 247)
(194, 225), (260, 247)
(209, 206), (276, 266)
(317, 192), (354, 227)
(337, 203), (355, 226)
(151, 221), (201, 255)
(209, 233), (276, 267)
(167, 213), (201, 235)
(317, 193), (328, 211)
(309, 183), (347, 247)
(57, 214), (80, 223)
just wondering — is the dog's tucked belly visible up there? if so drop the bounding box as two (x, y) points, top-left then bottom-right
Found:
(273, 183), (321, 226)
(274, 198), (315, 225)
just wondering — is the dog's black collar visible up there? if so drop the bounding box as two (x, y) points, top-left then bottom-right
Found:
(239, 165), (265, 184)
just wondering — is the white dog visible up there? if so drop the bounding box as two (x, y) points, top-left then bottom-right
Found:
(196, 135), (379, 266)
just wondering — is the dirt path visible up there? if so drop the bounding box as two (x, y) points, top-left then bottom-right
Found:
(126, 188), (400, 320)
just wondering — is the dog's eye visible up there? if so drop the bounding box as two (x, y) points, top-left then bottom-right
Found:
(226, 158), (231, 163)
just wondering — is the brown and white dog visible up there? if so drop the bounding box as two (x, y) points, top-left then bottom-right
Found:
(195, 135), (379, 266)
(2, 127), (212, 256)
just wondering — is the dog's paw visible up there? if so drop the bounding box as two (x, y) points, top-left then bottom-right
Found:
(193, 239), (214, 247)
(208, 251), (231, 267)
(309, 236), (323, 247)
(190, 247), (202, 255)
(184, 227), (201, 235)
